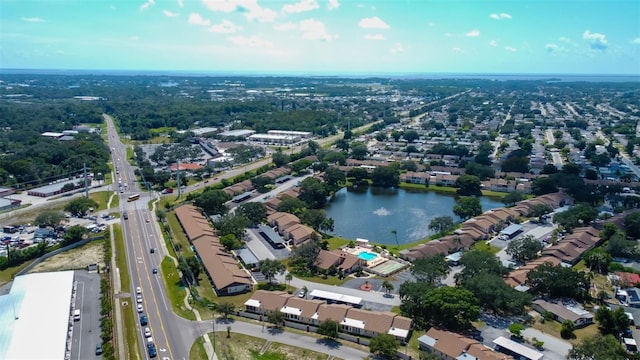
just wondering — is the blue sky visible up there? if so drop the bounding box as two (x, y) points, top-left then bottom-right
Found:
(2, 0), (639, 75)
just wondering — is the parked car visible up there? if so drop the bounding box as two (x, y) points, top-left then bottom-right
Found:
(137, 304), (144, 313)
(144, 327), (151, 338)
(95, 343), (103, 355)
(140, 314), (148, 326)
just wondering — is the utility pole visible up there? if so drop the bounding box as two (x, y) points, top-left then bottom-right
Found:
(83, 163), (88, 197)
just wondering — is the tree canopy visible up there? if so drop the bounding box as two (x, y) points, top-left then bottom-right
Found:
(453, 196), (482, 220)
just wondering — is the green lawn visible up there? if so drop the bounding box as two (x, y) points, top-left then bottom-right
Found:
(325, 237), (351, 250)
(0, 261), (31, 286)
(471, 241), (501, 254)
(88, 191), (115, 211)
(112, 224), (130, 291)
(188, 336), (208, 360)
(160, 257), (196, 320)
(122, 299), (141, 360)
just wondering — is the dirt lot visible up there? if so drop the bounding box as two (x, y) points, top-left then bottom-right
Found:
(29, 240), (105, 273)
(212, 333), (329, 360)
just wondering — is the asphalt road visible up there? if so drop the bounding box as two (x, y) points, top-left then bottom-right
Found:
(105, 114), (188, 360)
(70, 271), (101, 360)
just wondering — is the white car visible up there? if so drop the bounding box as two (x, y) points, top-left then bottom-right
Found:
(136, 295), (143, 303)
(136, 287), (142, 294)
(144, 327), (151, 338)
(137, 304), (144, 313)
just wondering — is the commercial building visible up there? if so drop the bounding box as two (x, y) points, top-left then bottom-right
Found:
(0, 271), (76, 360)
(27, 178), (84, 198)
(248, 133), (300, 145)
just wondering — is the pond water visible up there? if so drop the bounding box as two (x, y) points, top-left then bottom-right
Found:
(325, 187), (504, 245)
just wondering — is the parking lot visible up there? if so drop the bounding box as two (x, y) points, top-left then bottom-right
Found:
(70, 270), (102, 360)
(244, 227), (291, 261)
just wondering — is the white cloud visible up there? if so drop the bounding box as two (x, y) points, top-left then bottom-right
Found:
(544, 43), (568, 53)
(282, 0), (319, 14)
(299, 19), (336, 41)
(504, 46), (517, 52)
(489, 13), (511, 20)
(140, 0), (155, 11)
(328, 0), (339, 10)
(177, 0), (184, 8)
(582, 30), (608, 50)
(559, 36), (571, 43)
(390, 43), (405, 53)
(210, 20), (241, 34)
(163, 10), (179, 17)
(466, 29), (480, 37)
(452, 47), (463, 53)
(358, 16), (390, 30)
(364, 34), (385, 41)
(630, 38), (640, 44)
(274, 22), (297, 31)
(188, 13), (211, 26)
(228, 35), (273, 48)
(21, 17), (45, 22)
(489, 39), (498, 47)
(202, 0), (277, 23)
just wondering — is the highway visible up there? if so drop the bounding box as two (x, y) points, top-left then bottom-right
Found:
(105, 114), (188, 360)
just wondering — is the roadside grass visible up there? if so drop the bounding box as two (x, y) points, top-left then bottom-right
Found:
(121, 300), (141, 360)
(295, 274), (348, 286)
(113, 224), (130, 291)
(530, 316), (598, 345)
(89, 191), (112, 211)
(188, 336), (207, 360)
(150, 126), (177, 135)
(266, 342), (328, 360)
(212, 332), (265, 360)
(407, 329), (426, 359)
(471, 241), (501, 254)
(141, 136), (171, 144)
(126, 147), (134, 164)
(109, 193), (119, 209)
(0, 262), (31, 286)
(160, 256), (196, 320)
(166, 212), (195, 257)
(211, 291), (255, 312)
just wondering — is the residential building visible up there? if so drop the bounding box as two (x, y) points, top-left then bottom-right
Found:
(418, 328), (513, 360)
(532, 299), (594, 327)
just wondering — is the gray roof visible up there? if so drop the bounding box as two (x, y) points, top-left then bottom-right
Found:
(235, 248), (258, 265)
(417, 334), (436, 347)
(257, 224), (285, 245)
(28, 179), (81, 196)
(501, 224), (523, 236)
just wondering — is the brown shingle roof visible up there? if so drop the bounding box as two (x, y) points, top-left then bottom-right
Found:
(346, 308), (395, 334)
(282, 297), (323, 318)
(316, 304), (351, 322)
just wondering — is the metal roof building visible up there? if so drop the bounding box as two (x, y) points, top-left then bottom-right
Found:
(0, 271), (75, 360)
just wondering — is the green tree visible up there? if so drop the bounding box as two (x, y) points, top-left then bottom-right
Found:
(595, 306), (630, 337)
(625, 212), (640, 239)
(502, 191), (525, 206)
(568, 334), (629, 360)
(219, 234), (242, 251)
(428, 216), (455, 235)
(299, 209), (334, 232)
(180, 255), (203, 284)
(272, 150), (289, 167)
(583, 249), (612, 274)
(456, 249), (508, 284)
(455, 174), (482, 196)
(61, 225), (88, 246)
(423, 286), (480, 331)
(214, 214), (250, 239)
(346, 167), (369, 184)
(506, 235), (544, 262)
(508, 323), (525, 338)
(398, 281), (433, 329)
(266, 310), (285, 329)
(251, 176), (274, 193)
(236, 202), (267, 226)
(453, 196), (482, 220)
(382, 280), (394, 295)
(217, 302), (235, 320)
(525, 262), (590, 300)
(258, 258), (286, 284)
(561, 320), (576, 339)
(412, 255), (450, 285)
(276, 196), (307, 214)
(193, 189), (231, 215)
(316, 319), (340, 340)
(34, 211), (65, 228)
(298, 177), (329, 208)
(324, 166), (346, 191)
(403, 130), (419, 143)
(461, 273), (531, 315)
(284, 273), (293, 287)
(350, 142), (368, 160)
(64, 197), (99, 217)
(371, 166), (400, 188)
(528, 203), (553, 219)
(369, 333), (399, 359)
(532, 176), (558, 195)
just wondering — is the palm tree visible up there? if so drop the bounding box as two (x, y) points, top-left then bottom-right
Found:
(285, 273), (293, 288)
(382, 280), (394, 295)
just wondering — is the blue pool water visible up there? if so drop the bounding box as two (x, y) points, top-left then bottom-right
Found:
(358, 251), (377, 261)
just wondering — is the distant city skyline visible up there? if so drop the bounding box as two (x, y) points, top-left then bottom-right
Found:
(2, 0), (639, 75)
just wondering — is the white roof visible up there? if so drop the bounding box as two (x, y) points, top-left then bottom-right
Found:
(308, 289), (362, 305)
(0, 271), (75, 360)
(387, 327), (409, 338)
(493, 336), (543, 360)
(624, 337), (637, 345)
(244, 299), (261, 308)
(280, 306), (302, 316)
(341, 317), (365, 329)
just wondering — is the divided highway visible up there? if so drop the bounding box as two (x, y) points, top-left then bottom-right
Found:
(105, 114), (188, 359)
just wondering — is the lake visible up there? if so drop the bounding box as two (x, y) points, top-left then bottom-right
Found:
(325, 187), (504, 245)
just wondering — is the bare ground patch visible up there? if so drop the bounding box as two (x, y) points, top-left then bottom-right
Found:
(29, 240), (105, 273)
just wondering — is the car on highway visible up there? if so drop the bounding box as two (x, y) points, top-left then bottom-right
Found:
(150, 247), (155, 253)
(95, 343), (103, 355)
(152, 268), (158, 274)
(145, 218), (150, 223)
(136, 295), (142, 303)
(136, 286), (142, 294)
(144, 327), (151, 338)
(123, 212), (128, 220)
(147, 343), (157, 358)
(137, 304), (144, 313)
(140, 314), (148, 326)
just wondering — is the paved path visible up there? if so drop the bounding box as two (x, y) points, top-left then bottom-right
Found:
(193, 318), (370, 360)
(522, 328), (571, 360)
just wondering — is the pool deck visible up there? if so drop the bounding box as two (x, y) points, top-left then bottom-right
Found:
(342, 246), (387, 267)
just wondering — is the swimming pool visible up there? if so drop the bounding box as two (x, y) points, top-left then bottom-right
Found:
(358, 251), (378, 261)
